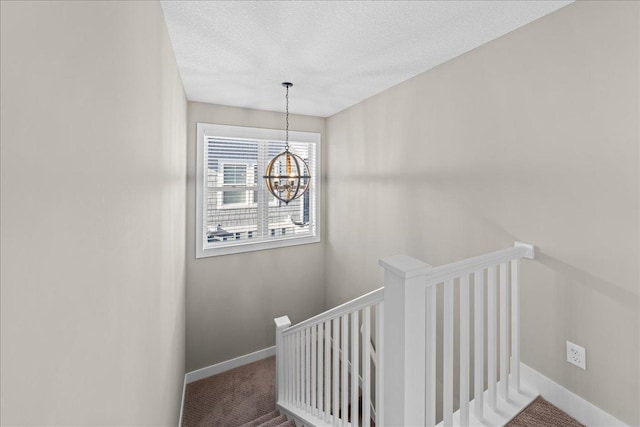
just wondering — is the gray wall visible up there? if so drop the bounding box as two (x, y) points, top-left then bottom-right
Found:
(3, 1), (637, 424)
(186, 102), (326, 372)
(325, 1), (639, 425)
(0, 1), (187, 425)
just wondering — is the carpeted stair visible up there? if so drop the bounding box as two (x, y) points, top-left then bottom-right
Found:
(240, 410), (296, 427)
(239, 410), (295, 427)
(508, 396), (585, 427)
(182, 356), (296, 427)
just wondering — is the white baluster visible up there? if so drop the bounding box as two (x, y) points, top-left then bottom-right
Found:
(325, 320), (331, 423)
(351, 310), (360, 427)
(363, 306), (371, 427)
(304, 328), (311, 411)
(318, 322), (324, 416)
(303, 330), (307, 409)
(312, 325), (317, 414)
(488, 266), (497, 411)
(426, 285), (436, 427)
(285, 334), (290, 403)
(289, 334), (294, 404)
(375, 303), (384, 427)
(512, 241), (534, 396)
(342, 314), (349, 426)
(460, 275), (470, 426)
(500, 262), (509, 400)
(297, 330), (302, 408)
(511, 259), (520, 393)
(443, 279), (454, 427)
(473, 270), (485, 420)
(333, 317), (340, 425)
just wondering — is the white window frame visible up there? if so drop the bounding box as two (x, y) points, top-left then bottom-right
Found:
(218, 161), (256, 209)
(196, 123), (321, 258)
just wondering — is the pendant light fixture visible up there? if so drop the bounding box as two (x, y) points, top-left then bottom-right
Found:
(263, 82), (311, 205)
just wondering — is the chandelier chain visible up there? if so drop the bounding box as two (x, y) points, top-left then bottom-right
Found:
(285, 85), (289, 151)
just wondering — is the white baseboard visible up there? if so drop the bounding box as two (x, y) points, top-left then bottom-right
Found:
(178, 376), (186, 427)
(185, 346), (276, 384)
(520, 363), (627, 427)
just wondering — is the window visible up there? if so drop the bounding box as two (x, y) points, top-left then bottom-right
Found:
(222, 164), (249, 205)
(196, 123), (321, 257)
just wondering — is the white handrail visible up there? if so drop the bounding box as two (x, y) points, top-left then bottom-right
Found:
(423, 243), (534, 287)
(283, 287), (384, 335)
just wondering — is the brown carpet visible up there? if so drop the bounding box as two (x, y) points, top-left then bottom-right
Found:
(507, 396), (585, 427)
(182, 356), (294, 427)
(182, 356), (583, 427)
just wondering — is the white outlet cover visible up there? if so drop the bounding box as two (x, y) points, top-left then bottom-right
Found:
(566, 340), (586, 370)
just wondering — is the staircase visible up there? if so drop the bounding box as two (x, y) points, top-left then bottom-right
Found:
(181, 241), (592, 427)
(240, 410), (296, 427)
(274, 242), (537, 427)
(180, 354), (586, 427)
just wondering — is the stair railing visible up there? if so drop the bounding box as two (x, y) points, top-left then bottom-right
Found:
(275, 242), (534, 427)
(275, 288), (384, 427)
(380, 242), (534, 427)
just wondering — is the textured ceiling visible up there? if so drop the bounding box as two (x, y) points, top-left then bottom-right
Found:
(161, 1), (572, 118)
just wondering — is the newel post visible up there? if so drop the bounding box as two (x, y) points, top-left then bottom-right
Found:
(274, 315), (291, 403)
(379, 255), (431, 427)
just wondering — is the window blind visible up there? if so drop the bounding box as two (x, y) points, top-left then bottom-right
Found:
(204, 136), (317, 250)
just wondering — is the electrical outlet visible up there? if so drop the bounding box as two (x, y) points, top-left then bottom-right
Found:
(566, 341), (586, 370)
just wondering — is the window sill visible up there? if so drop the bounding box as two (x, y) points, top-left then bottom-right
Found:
(196, 234), (320, 258)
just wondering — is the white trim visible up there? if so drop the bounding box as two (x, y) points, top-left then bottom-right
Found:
(283, 287), (384, 335)
(178, 375), (186, 427)
(278, 401), (334, 427)
(195, 122), (322, 258)
(424, 245), (534, 286)
(201, 234), (320, 257)
(520, 363), (628, 427)
(185, 346), (276, 384)
(436, 374), (538, 427)
(514, 241), (535, 259)
(202, 123), (320, 144)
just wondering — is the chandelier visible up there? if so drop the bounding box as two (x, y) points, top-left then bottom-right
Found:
(263, 82), (311, 205)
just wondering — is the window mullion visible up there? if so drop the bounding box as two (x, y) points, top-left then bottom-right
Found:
(257, 142), (268, 238)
